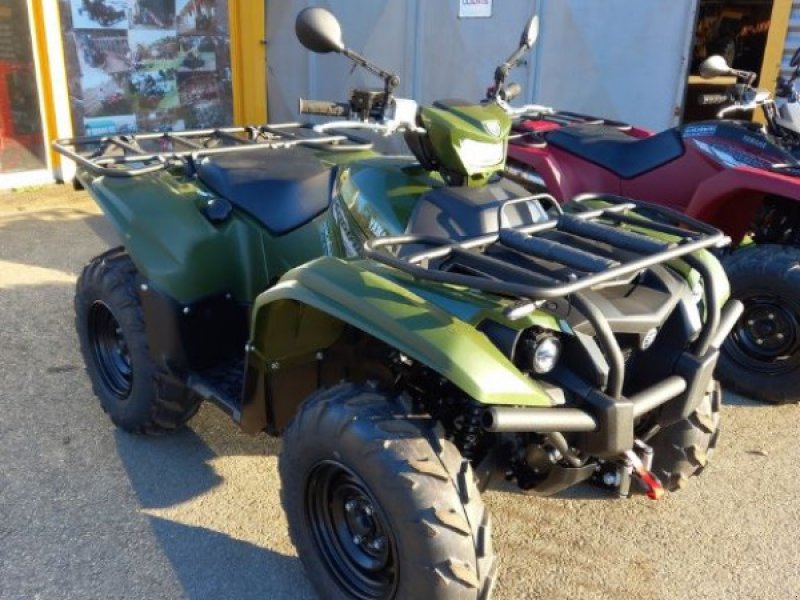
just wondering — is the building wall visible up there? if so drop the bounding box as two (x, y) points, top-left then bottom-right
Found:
(266, 0), (696, 131)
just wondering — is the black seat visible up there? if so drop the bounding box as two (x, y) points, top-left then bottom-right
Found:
(197, 147), (333, 235)
(546, 125), (684, 179)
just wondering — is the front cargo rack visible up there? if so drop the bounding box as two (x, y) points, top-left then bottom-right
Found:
(53, 123), (374, 178)
(364, 194), (731, 399)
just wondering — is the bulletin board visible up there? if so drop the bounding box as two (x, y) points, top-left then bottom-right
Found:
(59, 0), (234, 136)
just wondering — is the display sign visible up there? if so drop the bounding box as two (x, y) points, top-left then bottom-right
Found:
(60, 0), (233, 136)
(459, 0), (492, 19)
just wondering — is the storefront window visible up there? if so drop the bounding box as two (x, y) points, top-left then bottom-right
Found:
(0, 0), (47, 173)
(59, 0), (233, 136)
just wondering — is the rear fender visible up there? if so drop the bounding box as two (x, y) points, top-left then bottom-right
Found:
(687, 167), (800, 244)
(241, 257), (553, 433)
(83, 171), (269, 303)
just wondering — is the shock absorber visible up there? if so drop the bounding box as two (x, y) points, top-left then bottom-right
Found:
(454, 403), (484, 461)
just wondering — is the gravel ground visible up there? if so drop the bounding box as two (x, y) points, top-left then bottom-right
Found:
(1, 184), (798, 600)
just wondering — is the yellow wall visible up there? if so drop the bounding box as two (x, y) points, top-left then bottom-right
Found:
(229, 0), (268, 124)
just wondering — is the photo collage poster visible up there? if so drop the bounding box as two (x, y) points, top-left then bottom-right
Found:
(59, 0), (233, 137)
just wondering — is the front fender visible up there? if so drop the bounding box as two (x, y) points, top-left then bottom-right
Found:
(244, 257), (553, 431)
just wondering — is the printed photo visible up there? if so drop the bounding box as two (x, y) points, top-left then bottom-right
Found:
(183, 100), (230, 130)
(136, 107), (186, 133)
(84, 113), (137, 136)
(73, 30), (134, 118)
(177, 71), (223, 105)
(130, 0), (176, 30)
(70, 0), (129, 30)
(177, 36), (216, 72)
(176, 0), (227, 35)
(74, 29), (130, 75)
(130, 69), (179, 112)
(130, 29), (180, 71)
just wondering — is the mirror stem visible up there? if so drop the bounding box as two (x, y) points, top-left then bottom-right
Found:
(342, 48), (400, 92)
(495, 43), (528, 89)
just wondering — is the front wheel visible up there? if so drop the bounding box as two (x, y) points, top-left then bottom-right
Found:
(718, 244), (800, 403)
(649, 381), (721, 491)
(279, 383), (497, 600)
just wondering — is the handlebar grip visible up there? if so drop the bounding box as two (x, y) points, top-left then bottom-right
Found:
(504, 83), (522, 102)
(698, 93), (729, 106)
(298, 99), (351, 117)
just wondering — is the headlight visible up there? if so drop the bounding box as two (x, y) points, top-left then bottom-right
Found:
(530, 335), (561, 374)
(458, 139), (505, 168)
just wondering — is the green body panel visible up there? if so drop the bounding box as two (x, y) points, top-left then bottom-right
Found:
(250, 257), (555, 407)
(420, 102), (511, 184)
(86, 171), (270, 304)
(328, 156), (442, 255)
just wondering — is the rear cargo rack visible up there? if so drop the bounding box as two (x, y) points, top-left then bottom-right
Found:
(364, 194), (727, 398)
(511, 109), (633, 130)
(53, 123), (374, 178)
(507, 110), (633, 148)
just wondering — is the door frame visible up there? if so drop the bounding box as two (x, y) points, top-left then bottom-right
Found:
(229, 0), (268, 124)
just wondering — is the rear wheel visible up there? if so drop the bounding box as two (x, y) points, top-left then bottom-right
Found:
(718, 245), (800, 403)
(649, 381), (721, 491)
(280, 383), (497, 600)
(75, 248), (201, 433)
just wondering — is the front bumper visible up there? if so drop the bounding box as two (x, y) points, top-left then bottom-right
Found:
(483, 298), (743, 457)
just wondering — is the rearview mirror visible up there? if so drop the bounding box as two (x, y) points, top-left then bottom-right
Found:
(296, 7), (344, 54)
(699, 55), (732, 78)
(521, 15), (539, 49)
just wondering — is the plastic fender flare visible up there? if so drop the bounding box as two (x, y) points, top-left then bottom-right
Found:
(686, 167), (800, 243)
(244, 257), (553, 431)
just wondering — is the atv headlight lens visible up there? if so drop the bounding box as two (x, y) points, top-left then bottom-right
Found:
(459, 139), (505, 168)
(531, 336), (561, 374)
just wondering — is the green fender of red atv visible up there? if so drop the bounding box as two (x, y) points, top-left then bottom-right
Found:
(247, 256), (555, 417)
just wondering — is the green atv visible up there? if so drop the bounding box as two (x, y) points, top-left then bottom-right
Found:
(56, 8), (742, 600)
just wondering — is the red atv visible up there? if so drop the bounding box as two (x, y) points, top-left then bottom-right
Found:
(501, 89), (800, 404)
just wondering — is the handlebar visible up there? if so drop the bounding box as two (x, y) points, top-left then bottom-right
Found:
(502, 83), (522, 102)
(298, 98), (352, 118)
(698, 93), (730, 106)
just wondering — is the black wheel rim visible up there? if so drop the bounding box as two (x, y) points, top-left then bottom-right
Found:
(305, 461), (398, 599)
(725, 293), (800, 375)
(88, 301), (133, 399)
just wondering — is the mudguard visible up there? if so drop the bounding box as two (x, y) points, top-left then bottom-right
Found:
(243, 257), (554, 432)
(83, 171), (270, 304)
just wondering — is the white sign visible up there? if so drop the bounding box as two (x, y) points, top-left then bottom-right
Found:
(459, 0), (492, 19)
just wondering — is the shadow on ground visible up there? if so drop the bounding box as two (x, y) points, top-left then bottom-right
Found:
(113, 415), (312, 600)
(147, 517), (307, 600)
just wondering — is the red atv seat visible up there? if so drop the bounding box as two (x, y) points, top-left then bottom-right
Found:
(546, 125), (684, 179)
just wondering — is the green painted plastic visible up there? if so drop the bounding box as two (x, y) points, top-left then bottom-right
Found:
(250, 257), (555, 407)
(420, 102), (511, 185)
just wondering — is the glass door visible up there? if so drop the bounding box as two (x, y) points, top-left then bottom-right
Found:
(0, 0), (47, 178)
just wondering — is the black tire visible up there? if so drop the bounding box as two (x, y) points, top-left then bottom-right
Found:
(75, 248), (201, 433)
(649, 381), (721, 492)
(718, 244), (800, 404)
(279, 383), (497, 600)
